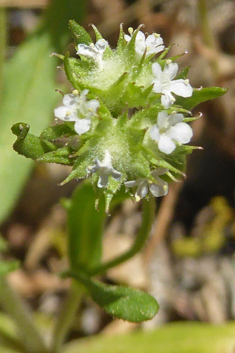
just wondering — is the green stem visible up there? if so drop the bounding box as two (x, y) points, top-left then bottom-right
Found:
(88, 197), (156, 276)
(51, 280), (83, 353)
(0, 277), (48, 353)
(53, 197), (155, 352)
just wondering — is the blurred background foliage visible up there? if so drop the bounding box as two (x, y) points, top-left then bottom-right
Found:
(1, 0), (235, 352)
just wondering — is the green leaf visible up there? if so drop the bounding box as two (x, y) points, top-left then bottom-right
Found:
(175, 66), (190, 79)
(116, 24), (126, 54)
(125, 25), (143, 63)
(90, 283), (159, 322)
(63, 322), (235, 353)
(176, 87), (227, 110)
(12, 123), (57, 160)
(40, 124), (74, 140)
(37, 146), (75, 165)
(60, 151), (91, 184)
(0, 34), (58, 224)
(12, 123), (77, 165)
(70, 272), (159, 322)
(68, 20), (92, 46)
(103, 176), (124, 213)
(65, 181), (106, 271)
(124, 82), (152, 108)
(64, 53), (82, 90)
(0, 0), (87, 224)
(90, 24), (104, 41)
(64, 55), (102, 94)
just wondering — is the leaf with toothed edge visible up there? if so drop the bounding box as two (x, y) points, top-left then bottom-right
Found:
(37, 146), (76, 165)
(176, 87), (227, 110)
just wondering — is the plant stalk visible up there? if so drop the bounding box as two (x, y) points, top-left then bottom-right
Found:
(89, 197), (156, 276)
(51, 280), (83, 353)
(0, 277), (48, 353)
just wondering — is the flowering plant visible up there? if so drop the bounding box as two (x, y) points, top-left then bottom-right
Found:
(12, 22), (226, 324)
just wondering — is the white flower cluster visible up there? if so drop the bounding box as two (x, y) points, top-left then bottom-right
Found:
(125, 169), (169, 201)
(54, 28), (194, 201)
(149, 111), (193, 155)
(87, 150), (122, 188)
(124, 28), (165, 58)
(152, 62), (193, 108)
(54, 90), (99, 135)
(77, 39), (108, 69)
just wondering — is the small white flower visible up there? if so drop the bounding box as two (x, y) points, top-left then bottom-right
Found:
(149, 111), (193, 154)
(125, 29), (165, 58)
(88, 150), (122, 188)
(125, 168), (168, 201)
(77, 39), (108, 69)
(152, 62), (193, 108)
(54, 90), (99, 135)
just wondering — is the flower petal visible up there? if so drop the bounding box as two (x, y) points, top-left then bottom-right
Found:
(98, 174), (109, 188)
(143, 34), (165, 56)
(125, 180), (138, 188)
(168, 113), (184, 126)
(168, 122), (193, 143)
(146, 34), (163, 46)
(54, 106), (69, 120)
(87, 99), (100, 112)
(154, 45), (165, 54)
(63, 94), (78, 107)
(100, 150), (112, 168)
(164, 63), (178, 80)
(161, 91), (175, 108)
(151, 168), (168, 177)
(136, 31), (146, 41)
(158, 135), (176, 154)
(95, 39), (108, 53)
(170, 79), (193, 97)
(134, 32), (147, 56)
(77, 44), (97, 59)
(124, 34), (131, 42)
(152, 79), (162, 93)
(149, 179), (168, 197)
(152, 62), (162, 79)
(87, 163), (98, 174)
(110, 168), (122, 181)
(157, 111), (168, 127)
(149, 124), (160, 141)
(136, 181), (149, 199)
(74, 118), (91, 135)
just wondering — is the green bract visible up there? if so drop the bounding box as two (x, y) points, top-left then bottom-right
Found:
(12, 21), (227, 211)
